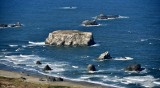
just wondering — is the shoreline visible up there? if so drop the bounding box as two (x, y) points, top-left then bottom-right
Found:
(0, 69), (115, 88)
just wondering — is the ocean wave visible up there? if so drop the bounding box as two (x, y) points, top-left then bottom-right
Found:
(39, 62), (69, 72)
(9, 45), (18, 47)
(114, 57), (133, 61)
(28, 41), (45, 46)
(59, 6), (77, 10)
(122, 75), (160, 87)
(3, 54), (44, 66)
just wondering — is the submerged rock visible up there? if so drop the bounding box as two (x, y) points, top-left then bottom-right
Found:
(87, 64), (96, 72)
(97, 51), (112, 60)
(43, 65), (52, 71)
(96, 14), (119, 20)
(125, 64), (143, 71)
(82, 20), (98, 26)
(45, 30), (95, 46)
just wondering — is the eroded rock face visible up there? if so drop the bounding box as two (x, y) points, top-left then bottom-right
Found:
(97, 51), (112, 60)
(45, 30), (95, 46)
(125, 64), (143, 71)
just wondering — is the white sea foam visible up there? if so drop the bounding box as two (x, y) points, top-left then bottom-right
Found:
(3, 54), (44, 65)
(15, 48), (24, 51)
(28, 41), (45, 46)
(114, 57), (133, 61)
(90, 43), (100, 47)
(118, 15), (129, 19)
(81, 24), (102, 27)
(72, 65), (79, 68)
(122, 75), (160, 87)
(9, 45), (18, 47)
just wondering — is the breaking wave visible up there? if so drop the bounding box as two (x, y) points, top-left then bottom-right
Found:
(28, 41), (45, 46)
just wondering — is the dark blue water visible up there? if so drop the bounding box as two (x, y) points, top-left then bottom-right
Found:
(0, 0), (160, 87)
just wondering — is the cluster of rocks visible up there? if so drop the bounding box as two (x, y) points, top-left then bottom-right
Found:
(87, 51), (143, 72)
(46, 76), (63, 82)
(47, 33), (144, 72)
(0, 22), (22, 28)
(35, 61), (64, 82)
(81, 13), (119, 26)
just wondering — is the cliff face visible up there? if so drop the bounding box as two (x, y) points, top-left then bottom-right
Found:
(45, 30), (95, 46)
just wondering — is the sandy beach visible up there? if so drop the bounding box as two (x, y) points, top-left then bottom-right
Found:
(0, 70), (111, 88)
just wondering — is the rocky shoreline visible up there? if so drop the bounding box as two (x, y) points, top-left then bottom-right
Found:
(0, 70), (114, 88)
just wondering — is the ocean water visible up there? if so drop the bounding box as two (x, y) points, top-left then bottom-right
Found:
(0, 0), (160, 87)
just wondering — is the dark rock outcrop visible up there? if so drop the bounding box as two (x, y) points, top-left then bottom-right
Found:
(0, 24), (8, 28)
(82, 20), (98, 26)
(43, 65), (52, 71)
(125, 64), (143, 71)
(36, 61), (42, 65)
(47, 76), (63, 82)
(87, 64), (96, 72)
(45, 30), (95, 46)
(0, 22), (22, 28)
(97, 51), (112, 60)
(96, 14), (119, 20)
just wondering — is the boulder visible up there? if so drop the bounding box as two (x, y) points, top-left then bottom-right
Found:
(97, 51), (112, 60)
(47, 76), (56, 81)
(45, 30), (95, 46)
(36, 61), (42, 65)
(87, 64), (96, 72)
(43, 65), (52, 71)
(125, 64), (142, 71)
(47, 76), (63, 82)
(55, 77), (63, 81)
(82, 20), (98, 26)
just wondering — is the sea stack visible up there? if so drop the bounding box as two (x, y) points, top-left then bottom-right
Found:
(97, 51), (112, 60)
(87, 64), (96, 72)
(45, 30), (95, 46)
(43, 65), (52, 71)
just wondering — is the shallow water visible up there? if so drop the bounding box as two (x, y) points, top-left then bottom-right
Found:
(0, 0), (160, 87)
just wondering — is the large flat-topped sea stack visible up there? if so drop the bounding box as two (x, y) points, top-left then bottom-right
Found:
(45, 30), (95, 46)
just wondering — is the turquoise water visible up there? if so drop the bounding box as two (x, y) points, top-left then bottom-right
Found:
(0, 0), (160, 87)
